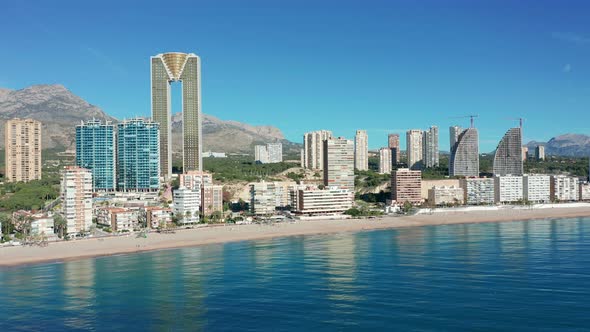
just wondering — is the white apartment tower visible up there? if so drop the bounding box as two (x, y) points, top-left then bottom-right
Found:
(406, 130), (423, 170)
(494, 175), (524, 203)
(354, 130), (369, 171)
(422, 126), (439, 168)
(303, 130), (333, 170)
(379, 147), (392, 174)
(523, 174), (551, 203)
(61, 166), (93, 236)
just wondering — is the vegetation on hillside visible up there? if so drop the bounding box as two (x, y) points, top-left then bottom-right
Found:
(175, 157), (295, 182)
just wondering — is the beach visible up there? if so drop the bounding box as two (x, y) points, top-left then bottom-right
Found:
(1, 205), (590, 267)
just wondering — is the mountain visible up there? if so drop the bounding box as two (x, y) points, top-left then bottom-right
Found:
(0, 84), (299, 154)
(526, 134), (590, 157)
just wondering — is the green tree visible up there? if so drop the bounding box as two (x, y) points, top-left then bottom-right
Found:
(53, 214), (67, 238)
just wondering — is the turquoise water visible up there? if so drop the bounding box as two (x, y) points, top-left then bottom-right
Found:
(1, 217), (590, 331)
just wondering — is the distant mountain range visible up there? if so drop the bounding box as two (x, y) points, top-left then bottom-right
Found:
(0, 84), (299, 154)
(526, 134), (590, 157)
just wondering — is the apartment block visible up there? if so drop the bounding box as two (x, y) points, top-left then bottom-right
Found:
(76, 119), (116, 191)
(388, 133), (400, 165)
(550, 175), (579, 201)
(391, 168), (422, 204)
(142, 206), (172, 229)
(61, 166), (93, 236)
(250, 181), (295, 215)
(116, 118), (160, 192)
(428, 186), (464, 206)
(494, 175), (524, 203)
(523, 174), (551, 203)
(354, 130), (368, 171)
(291, 186), (353, 216)
(173, 187), (201, 224)
(422, 126), (439, 168)
(579, 182), (590, 201)
(4, 118), (42, 183)
(303, 130), (333, 170)
(406, 130), (423, 170)
(255, 143), (283, 164)
(460, 178), (495, 205)
(96, 207), (137, 232)
(379, 147), (392, 174)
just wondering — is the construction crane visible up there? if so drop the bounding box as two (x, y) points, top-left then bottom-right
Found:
(505, 117), (524, 128)
(449, 115), (479, 128)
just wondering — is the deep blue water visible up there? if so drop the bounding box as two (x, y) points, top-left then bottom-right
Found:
(1, 217), (590, 331)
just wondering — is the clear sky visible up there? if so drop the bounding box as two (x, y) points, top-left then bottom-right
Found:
(1, 0), (589, 152)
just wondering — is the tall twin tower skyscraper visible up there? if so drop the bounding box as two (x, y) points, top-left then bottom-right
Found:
(151, 52), (202, 178)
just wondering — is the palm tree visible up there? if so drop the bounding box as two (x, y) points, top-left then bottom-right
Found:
(53, 214), (67, 239)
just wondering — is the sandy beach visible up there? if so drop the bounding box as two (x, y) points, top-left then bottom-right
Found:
(1, 206), (589, 267)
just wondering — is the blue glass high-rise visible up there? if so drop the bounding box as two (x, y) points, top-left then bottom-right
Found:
(75, 119), (116, 191)
(116, 118), (160, 192)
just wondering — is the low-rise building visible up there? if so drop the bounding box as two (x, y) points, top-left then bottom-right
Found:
(292, 186), (353, 216)
(30, 215), (54, 236)
(142, 206), (172, 229)
(250, 181), (296, 215)
(427, 186), (464, 206)
(203, 184), (223, 217)
(173, 187), (201, 224)
(460, 177), (495, 205)
(523, 174), (551, 203)
(494, 175), (523, 203)
(580, 182), (590, 201)
(551, 175), (579, 201)
(97, 207), (137, 232)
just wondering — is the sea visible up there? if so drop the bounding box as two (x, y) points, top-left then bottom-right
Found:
(1, 217), (590, 331)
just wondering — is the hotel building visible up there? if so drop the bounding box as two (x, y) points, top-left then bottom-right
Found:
(391, 168), (422, 204)
(151, 52), (202, 178)
(323, 137), (355, 191)
(291, 186), (353, 216)
(449, 127), (479, 177)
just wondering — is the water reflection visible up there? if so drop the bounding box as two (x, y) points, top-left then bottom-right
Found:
(62, 260), (96, 330)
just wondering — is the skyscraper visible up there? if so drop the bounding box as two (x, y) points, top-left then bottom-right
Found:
(388, 133), (400, 165)
(379, 147), (392, 174)
(323, 137), (355, 191)
(76, 119), (116, 191)
(354, 130), (369, 171)
(303, 130), (333, 170)
(422, 126), (439, 168)
(61, 166), (93, 236)
(255, 143), (282, 164)
(449, 126), (462, 154)
(493, 127), (523, 176)
(117, 118), (160, 192)
(151, 52), (202, 178)
(535, 145), (545, 161)
(4, 118), (41, 182)
(449, 127), (479, 177)
(406, 130), (423, 170)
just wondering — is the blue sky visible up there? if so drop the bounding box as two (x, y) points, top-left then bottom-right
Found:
(1, 0), (589, 152)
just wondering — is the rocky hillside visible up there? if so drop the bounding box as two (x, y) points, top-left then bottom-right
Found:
(0, 84), (299, 154)
(526, 134), (590, 157)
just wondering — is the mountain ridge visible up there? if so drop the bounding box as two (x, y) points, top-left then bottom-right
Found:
(0, 84), (298, 154)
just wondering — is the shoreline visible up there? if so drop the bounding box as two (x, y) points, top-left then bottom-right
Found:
(1, 206), (590, 268)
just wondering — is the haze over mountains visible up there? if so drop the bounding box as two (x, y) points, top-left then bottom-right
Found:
(526, 134), (590, 158)
(0, 84), (589, 158)
(0, 84), (297, 154)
